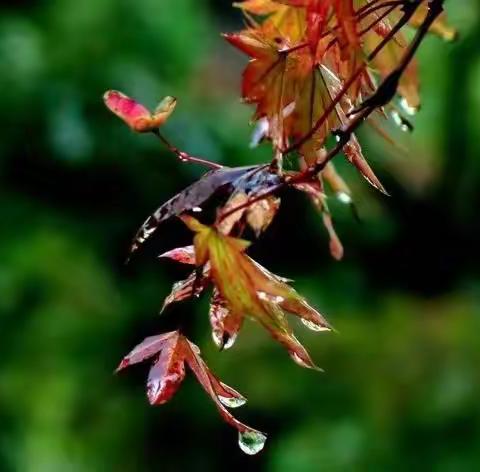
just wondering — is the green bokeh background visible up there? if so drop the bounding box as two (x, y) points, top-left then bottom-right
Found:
(1, 1), (480, 470)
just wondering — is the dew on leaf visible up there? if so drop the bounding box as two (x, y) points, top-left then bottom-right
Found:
(218, 395), (247, 409)
(257, 291), (284, 304)
(301, 318), (331, 332)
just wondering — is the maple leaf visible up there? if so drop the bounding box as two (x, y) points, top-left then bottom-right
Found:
(128, 165), (258, 257)
(159, 247), (244, 350)
(362, 21), (420, 110)
(103, 90), (176, 132)
(246, 195), (281, 236)
(319, 64), (387, 193)
(409, 5), (456, 41)
(117, 331), (267, 454)
(129, 164), (282, 258)
(179, 215), (331, 367)
(224, 27), (297, 151)
(104, 0), (454, 454)
(228, 0), (455, 169)
(291, 177), (344, 260)
(217, 190), (281, 237)
(225, 28), (328, 156)
(209, 288), (244, 350)
(160, 268), (210, 313)
(159, 245), (196, 265)
(226, 5), (391, 193)
(159, 232), (331, 354)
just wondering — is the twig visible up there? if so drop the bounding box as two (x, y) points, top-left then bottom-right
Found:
(152, 129), (223, 170)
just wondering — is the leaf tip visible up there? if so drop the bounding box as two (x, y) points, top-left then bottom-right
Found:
(115, 358), (130, 373)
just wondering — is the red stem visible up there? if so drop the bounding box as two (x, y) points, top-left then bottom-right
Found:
(152, 129), (223, 170)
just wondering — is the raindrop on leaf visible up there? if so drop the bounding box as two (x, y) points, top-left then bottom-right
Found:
(218, 395), (247, 409)
(301, 318), (331, 332)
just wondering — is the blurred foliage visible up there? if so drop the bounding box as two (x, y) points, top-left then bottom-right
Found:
(1, 0), (480, 471)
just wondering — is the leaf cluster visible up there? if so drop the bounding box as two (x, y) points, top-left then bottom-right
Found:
(105, 0), (455, 454)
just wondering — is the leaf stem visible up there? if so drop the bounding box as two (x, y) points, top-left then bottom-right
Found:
(152, 129), (223, 170)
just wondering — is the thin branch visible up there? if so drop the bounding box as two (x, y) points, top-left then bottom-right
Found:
(152, 129), (223, 170)
(359, 3), (401, 36)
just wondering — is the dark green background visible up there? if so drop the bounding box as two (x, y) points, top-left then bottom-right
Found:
(1, 0), (479, 470)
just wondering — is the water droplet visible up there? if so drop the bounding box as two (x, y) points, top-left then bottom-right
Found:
(301, 318), (330, 332)
(257, 291), (284, 304)
(238, 430), (267, 455)
(400, 97), (418, 116)
(192, 206), (202, 213)
(223, 332), (237, 350)
(218, 395), (246, 408)
(257, 291), (268, 301)
(391, 110), (413, 132)
(336, 191), (352, 205)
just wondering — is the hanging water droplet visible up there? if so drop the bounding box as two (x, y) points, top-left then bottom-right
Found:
(223, 332), (237, 350)
(218, 395), (246, 408)
(391, 110), (413, 133)
(301, 318), (330, 332)
(238, 430), (267, 455)
(400, 97), (418, 116)
(336, 191), (352, 205)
